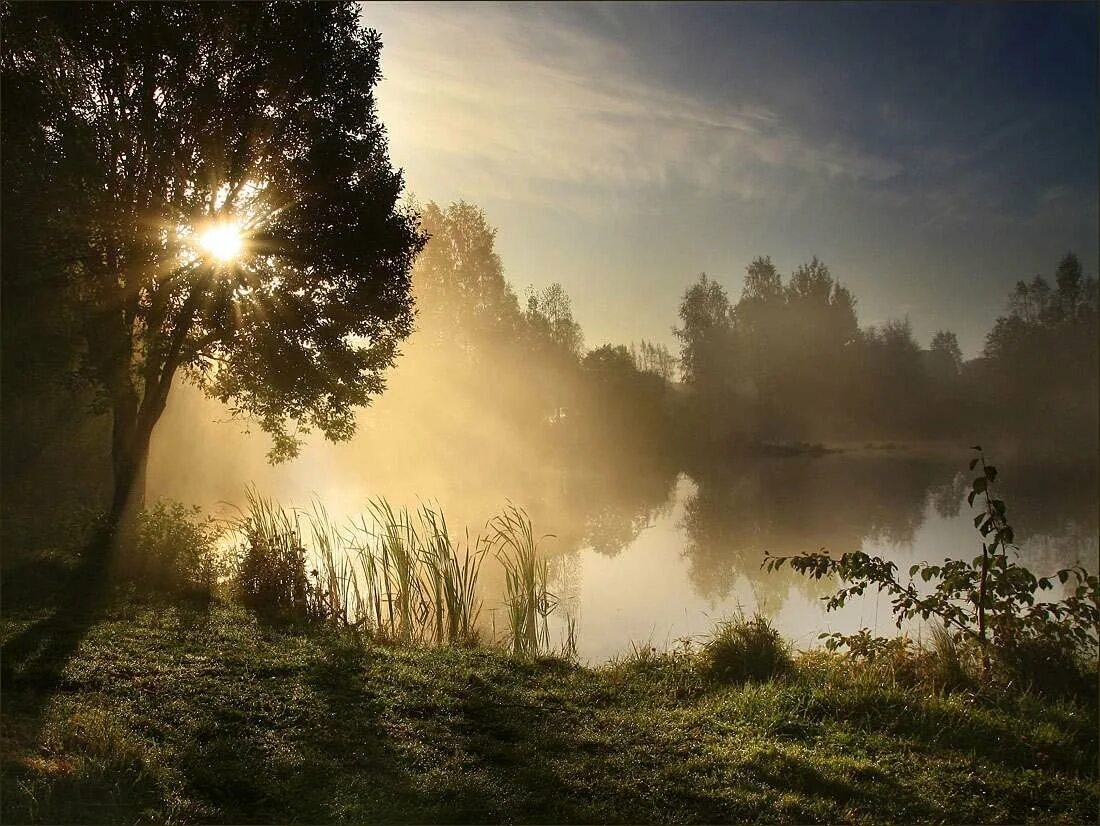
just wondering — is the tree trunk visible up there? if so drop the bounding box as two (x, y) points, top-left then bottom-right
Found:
(107, 389), (155, 562)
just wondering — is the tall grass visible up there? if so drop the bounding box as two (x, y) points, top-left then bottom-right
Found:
(229, 488), (314, 620)
(363, 498), (424, 640)
(489, 503), (558, 657)
(305, 501), (360, 626)
(419, 506), (486, 645)
(227, 489), (493, 646)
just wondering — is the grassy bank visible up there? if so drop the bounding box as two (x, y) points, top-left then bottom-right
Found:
(2, 598), (1097, 824)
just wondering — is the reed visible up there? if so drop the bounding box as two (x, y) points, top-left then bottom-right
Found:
(228, 488), (547, 654)
(417, 504), (486, 645)
(305, 500), (358, 626)
(363, 498), (425, 641)
(488, 503), (558, 657)
(228, 487), (313, 619)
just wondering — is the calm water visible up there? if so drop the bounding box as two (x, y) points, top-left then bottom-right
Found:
(150, 392), (1098, 662)
(541, 458), (1098, 661)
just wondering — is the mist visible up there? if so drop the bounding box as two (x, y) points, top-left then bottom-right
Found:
(136, 200), (1098, 656)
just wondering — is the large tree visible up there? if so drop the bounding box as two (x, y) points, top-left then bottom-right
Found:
(1, 3), (423, 540)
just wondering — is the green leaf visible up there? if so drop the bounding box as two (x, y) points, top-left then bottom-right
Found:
(967, 490), (977, 507)
(984, 465), (997, 483)
(909, 564), (920, 577)
(973, 514), (983, 528)
(972, 476), (987, 493)
(969, 457), (979, 470)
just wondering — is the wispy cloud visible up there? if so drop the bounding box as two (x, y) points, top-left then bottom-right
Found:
(367, 3), (902, 216)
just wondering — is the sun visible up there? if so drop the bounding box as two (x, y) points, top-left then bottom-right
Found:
(197, 221), (244, 263)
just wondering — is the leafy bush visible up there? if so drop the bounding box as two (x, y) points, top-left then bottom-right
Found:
(129, 500), (221, 597)
(703, 614), (791, 684)
(764, 448), (1099, 693)
(993, 634), (1095, 696)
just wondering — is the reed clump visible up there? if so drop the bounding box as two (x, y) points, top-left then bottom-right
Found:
(489, 503), (559, 657)
(226, 489), (561, 653)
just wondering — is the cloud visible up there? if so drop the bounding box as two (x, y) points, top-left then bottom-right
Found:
(366, 3), (903, 216)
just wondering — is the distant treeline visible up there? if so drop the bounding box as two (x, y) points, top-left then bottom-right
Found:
(674, 253), (1098, 456)
(405, 200), (1098, 463)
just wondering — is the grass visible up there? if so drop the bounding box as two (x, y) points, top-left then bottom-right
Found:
(227, 493), (491, 647)
(704, 613), (792, 684)
(2, 597), (1097, 824)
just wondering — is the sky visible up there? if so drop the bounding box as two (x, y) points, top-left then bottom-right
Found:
(362, 1), (1098, 359)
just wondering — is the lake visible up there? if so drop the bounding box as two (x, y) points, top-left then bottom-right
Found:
(539, 456), (1098, 661)
(150, 388), (1098, 662)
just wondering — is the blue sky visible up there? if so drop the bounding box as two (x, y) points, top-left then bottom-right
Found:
(363, 1), (1098, 358)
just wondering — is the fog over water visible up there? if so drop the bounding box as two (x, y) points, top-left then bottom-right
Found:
(149, 374), (1098, 661)
(138, 194), (1098, 662)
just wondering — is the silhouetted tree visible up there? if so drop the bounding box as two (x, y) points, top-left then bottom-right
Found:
(577, 344), (669, 455)
(632, 340), (677, 382)
(413, 200), (522, 358)
(856, 317), (927, 434)
(2, 3), (424, 544)
(675, 274), (734, 387)
(734, 257), (858, 436)
(525, 283), (585, 361)
(980, 253), (1098, 452)
(2, 34), (114, 540)
(524, 283), (585, 419)
(675, 273), (739, 445)
(929, 330), (963, 375)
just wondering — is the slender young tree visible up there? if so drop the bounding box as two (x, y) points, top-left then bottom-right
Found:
(1, 3), (424, 544)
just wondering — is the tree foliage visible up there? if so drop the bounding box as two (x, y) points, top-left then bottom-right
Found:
(929, 330), (963, 375)
(972, 253), (1099, 453)
(2, 3), (424, 527)
(674, 273), (733, 389)
(632, 340), (677, 382)
(413, 200), (521, 358)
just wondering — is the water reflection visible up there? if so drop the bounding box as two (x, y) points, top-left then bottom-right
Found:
(547, 451), (1097, 661)
(679, 455), (951, 602)
(150, 391), (1097, 662)
(565, 462), (678, 558)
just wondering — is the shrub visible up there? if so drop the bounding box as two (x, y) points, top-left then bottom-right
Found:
(764, 448), (1099, 694)
(704, 614), (791, 684)
(129, 500), (221, 597)
(992, 635), (1096, 697)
